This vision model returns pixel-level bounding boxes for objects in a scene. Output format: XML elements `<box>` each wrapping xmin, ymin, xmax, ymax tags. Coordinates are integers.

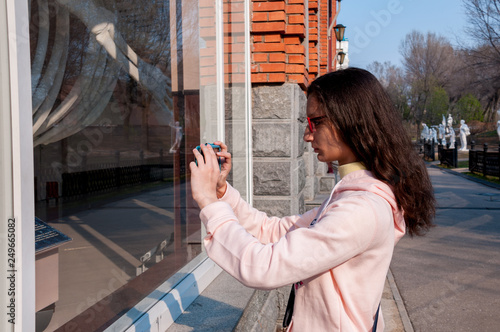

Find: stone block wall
<box><xmin>252</xmin><ymin>84</ymin><xmax>307</xmax><ymax>216</ymax></box>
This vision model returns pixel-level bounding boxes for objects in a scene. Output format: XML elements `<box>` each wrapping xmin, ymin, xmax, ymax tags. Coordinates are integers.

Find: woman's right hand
<box><xmin>213</xmin><ymin>141</ymin><xmax>231</xmax><ymax>198</ymax></box>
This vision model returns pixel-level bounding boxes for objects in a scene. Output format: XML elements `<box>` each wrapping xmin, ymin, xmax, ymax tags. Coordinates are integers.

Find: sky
<box><xmin>337</xmin><ymin>0</ymin><xmax>472</xmax><ymax>69</ymax></box>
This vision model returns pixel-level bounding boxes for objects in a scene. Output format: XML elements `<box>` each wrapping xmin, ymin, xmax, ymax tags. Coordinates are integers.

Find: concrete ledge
<box><xmin>234</xmin><ymin>286</ymin><xmax>289</xmax><ymax>332</ymax></box>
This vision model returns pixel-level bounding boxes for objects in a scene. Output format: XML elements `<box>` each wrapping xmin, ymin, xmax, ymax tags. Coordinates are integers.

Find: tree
<box><xmin>462</xmin><ymin>0</ymin><xmax>500</xmax><ymax>121</ymax></box>
<box><xmin>425</xmin><ymin>87</ymin><xmax>449</xmax><ymax>125</ymax></box>
<box><xmin>455</xmin><ymin>93</ymin><xmax>484</xmax><ymax>122</ymax></box>
<box><xmin>399</xmin><ymin>31</ymin><xmax>457</xmax><ymax>136</ymax></box>
<box><xmin>368</xmin><ymin>61</ymin><xmax>410</xmax><ymax>120</ymax></box>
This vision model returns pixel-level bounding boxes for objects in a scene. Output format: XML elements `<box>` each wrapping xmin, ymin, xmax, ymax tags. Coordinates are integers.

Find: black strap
<box><xmin>283</xmin><ymin>288</ymin><xmax>381</xmax><ymax>331</ymax></box>
<box><xmin>282</xmin><ymin>284</ymin><xmax>295</xmax><ymax>328</ymax></box>
<box><xmin>373</xmin><ymin>303</ymin><xmax>381</xmax><ymax>332</ymax></box>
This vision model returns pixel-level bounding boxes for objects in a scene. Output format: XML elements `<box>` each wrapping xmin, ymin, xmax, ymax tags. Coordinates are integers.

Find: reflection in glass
<box><xmin>30</xmin><ymin>0</ymin><xmax>202</xmax><ymax>329</ymax></box>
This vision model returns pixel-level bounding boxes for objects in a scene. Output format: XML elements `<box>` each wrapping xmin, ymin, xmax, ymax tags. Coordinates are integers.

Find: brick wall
<box><xmin>251</xmin><ymin>0</ymin><xmax>336</xmax><ymax>89</ymax></box>
<box><xmin>200</xmin><ymin>0</ymin><xmax>337</xmax><ymax>90</ymax></box>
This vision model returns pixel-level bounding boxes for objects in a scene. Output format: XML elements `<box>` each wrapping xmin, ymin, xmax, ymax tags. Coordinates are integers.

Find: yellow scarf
<box><xmin>338</xmin><ymin>162</ymin><xmax>367</xmax><ymax>179</ymax></box>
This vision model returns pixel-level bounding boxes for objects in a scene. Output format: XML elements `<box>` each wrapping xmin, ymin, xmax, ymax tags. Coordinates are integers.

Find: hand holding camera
<box><xmin>190</xmin><ymin>141</ymin><xmax>232</xmax><ymax>209</ymax></box>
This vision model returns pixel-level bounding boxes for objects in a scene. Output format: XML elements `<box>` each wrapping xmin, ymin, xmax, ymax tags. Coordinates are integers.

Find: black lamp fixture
<box><xmin>337</xmin><ymin>51</ymin><xmax>346</xmax><ymax>65</ymax></box>
<box><xmin>333</xmin><ymin>24</ymin><xmax>346</xmax><ymax>42</ymax></box>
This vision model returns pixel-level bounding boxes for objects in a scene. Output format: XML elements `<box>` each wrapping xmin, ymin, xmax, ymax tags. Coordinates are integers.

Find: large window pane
<box><xmin>30</xmin><ymin>0</ymin><xmax>203</xmax><ymax>329</ymax></box>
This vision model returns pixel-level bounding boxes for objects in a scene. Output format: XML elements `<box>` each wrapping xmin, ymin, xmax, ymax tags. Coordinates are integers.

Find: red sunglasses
<box><xmin>307</xmin><ymin>115</ymin><xmax>328</xmax><ymax>132</ymax></box>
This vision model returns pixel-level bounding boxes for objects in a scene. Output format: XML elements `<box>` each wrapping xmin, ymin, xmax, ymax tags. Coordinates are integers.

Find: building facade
<box><xmin>0</xmin><ymin>0</ymin><xmax>342</xmax><ymax>330</ymax></box>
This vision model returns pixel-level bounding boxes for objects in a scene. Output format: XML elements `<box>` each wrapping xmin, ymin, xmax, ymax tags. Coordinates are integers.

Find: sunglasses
<box><xmin>307</xmin><ymin>115</ymin><xmax>328</xmax><ymax>132</ymax></box>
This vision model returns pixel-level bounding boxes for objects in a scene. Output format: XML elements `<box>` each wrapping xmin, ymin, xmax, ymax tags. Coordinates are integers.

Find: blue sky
<box><xmin>338</xmin><ymin>0</ymin><xmax>472</xmax><ymax>69</ymax></box>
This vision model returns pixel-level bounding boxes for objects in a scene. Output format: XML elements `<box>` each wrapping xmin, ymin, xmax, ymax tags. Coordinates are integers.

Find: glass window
<box><xmin>31</xmin><ymin>0</ymin><xmax>206</xmax><ymax>329</ymax></box>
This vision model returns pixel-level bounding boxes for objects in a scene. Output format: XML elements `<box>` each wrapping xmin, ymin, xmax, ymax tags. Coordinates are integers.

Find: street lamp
<box><xmin>337</xmin><ymin>51</ymin><xmax>346</xmax><ymax>66</ymax></box>
<box><xmin>333</xmin><ymin>24</ymin><xmax>346</xmax><ymax>43</ymax></box>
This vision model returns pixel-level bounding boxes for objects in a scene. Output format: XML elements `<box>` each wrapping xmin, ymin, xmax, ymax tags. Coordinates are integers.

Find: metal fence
<box><xmin>469</xmin><ymin>142</ymin><xmax>500</xmax><ymax>178</ymax></box>
<box><xmin>438</xmin><ymin>144</ymin><xmax>458</xmax><ymax>168</ymax></box>
<box><xmin>423</xmin><ymin>139</ymin><xmax>436</xmax><ymax>161</ymax></box>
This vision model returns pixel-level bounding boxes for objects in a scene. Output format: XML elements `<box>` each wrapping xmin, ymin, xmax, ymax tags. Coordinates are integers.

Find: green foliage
<box><xmin>455</xmin><ymin>94</ymin><xmax>484</xmax><ymax>122</ymax></box>
<box><xmin>425</xmin><ymin>87</ymin><xmax>449</xmax><ymax>124</ymax></box>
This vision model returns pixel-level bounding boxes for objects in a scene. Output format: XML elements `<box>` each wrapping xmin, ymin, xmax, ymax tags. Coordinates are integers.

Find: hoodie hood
<box><xmin>333</xmin><ymin>169</ymin><xmax>406</xmax><ymax>243</ymax></box>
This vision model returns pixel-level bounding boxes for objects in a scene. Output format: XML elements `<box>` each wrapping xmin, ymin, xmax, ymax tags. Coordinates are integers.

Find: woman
<box><xmin>190</xmin><ymin>68</ymin><xmax>435</xmax><ymax>331</ymax></box>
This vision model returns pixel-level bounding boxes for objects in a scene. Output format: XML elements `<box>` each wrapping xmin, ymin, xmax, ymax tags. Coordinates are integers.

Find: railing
<box><xmin>423</xmin><ymin>139</ymin><xmax>436</xmax><ymax>161</ymax></box>
<box><xmin>469</xmin><ymin>142</ymin><xmax>500</xmax><ymax>178</ymax></box>
<box><xmin>35</xmin><ymin>149</ymin><xmax>174</xmax><ymax>202</ymax></box>
<box><xmin>438</xmin><ymin>144</ymin><xmax>457</xmax><ymax>168</ymax></box>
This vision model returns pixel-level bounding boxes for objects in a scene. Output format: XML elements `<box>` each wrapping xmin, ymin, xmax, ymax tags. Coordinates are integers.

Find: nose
<box><xmin>303</xmin><ymin>126</ymin><xmax>313</xmax><ymax>142</ymax></box>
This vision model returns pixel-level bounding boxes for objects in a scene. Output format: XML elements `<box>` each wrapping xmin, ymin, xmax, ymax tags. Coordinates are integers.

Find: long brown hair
<box><xmin>308</xmin><ymin>68</ymin><xmax>435</xmax><ymax>236</ymax></box>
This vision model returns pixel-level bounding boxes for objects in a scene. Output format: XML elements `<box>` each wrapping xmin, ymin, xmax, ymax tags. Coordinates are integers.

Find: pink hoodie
<box><xmin>200</xmin><ymin>169</ymin><xmax>406</xmax><ymax>331</ymax></box>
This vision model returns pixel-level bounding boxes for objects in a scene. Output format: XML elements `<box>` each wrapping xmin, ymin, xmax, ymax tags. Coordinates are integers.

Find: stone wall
<box><xmin>252</xmin><ymin>83</ymin><xmax>307</xmax><ymax>216</ymax></box>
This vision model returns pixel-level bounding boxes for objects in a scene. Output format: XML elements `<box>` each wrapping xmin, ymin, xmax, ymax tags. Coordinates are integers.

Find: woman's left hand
<box><xmin>190</xmin><ymin>144</ymin><xmax>221</xmax><ymax>209</ymax></box>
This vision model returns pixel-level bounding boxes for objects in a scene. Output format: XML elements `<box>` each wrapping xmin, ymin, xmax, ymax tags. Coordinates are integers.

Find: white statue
<box><xmin>497</xmin><ymin>120</ymin><xmax>500</xmax><ymax>141</ymax></box>
<box><xmin>446</xmin><ymin>114</ymin><xmax>455</xmax><ymax>148</ymax></box>
<box><xmin>431</xmin><ymin>128</ymin><xmax>437</xmax><ymax>143</ymax></box>
<box><xmin>459</xmin><ymin>120</ymin><xmax>470</xmax><ymax>151</ymax></box>
<box><xmin>421</xmin><ymin>123</ymin><xmax>430</xmax><ymax>141</ymax></box>
<box><xmin>169</xmin><ymin>121</ymin><xmax>183</xmax><ymax>153</ymax></box>
<box><xmin>438</xmin><ymin>123</ymin><xmax>445</xmax><ymax>144</ymax></box>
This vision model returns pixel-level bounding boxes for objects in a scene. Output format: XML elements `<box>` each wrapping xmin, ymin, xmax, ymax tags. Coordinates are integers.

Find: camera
<box><xmin>195</xmin><ymin>144</ymin><xmax>221</xmax><ymax>168</ymax></box>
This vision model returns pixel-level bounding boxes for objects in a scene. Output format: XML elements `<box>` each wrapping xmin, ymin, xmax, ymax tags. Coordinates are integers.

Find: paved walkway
<box><xmin>390</xmin><ymin>165</ymin><xmax>500</xmax><ymax>332</ymax></box>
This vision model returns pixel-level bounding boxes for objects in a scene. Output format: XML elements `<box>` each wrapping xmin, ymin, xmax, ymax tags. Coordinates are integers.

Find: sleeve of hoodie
<box><xmin>201</xmin><ymin>190</ymin><xmax>394</xmax><ymax>290</ymax></box>
<box><xmin>218</xmin><ymin>182</ymin><xmax>317</xmax><ymax>244</ymax></box>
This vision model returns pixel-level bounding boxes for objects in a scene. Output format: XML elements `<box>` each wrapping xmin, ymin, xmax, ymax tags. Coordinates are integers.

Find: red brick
<box><xmin>253</xmin><ymin>35</ymin><xmax>263</xmax><ymax>42</ymax></box>
<box><xmin>252</xmin><ymin>22</ymin><xmax>286</xmax><ymax>33</ymax></box>
<box><xmin>201</xmin><ymin>76</ymin><xmax>216</xmax><ymax>86</ymax></box>
<box><xmin>288</xmin><ymin>0</ymin><xmax>304</xmax><ymax>3</ymax></box>
<box><xmin>199</xmin><ymin>0</ymin><xmax>214</xmax><ymax>6</ymax></box>
<box><xmin>200</xmin><ymin>27</ymin><xmax>216</xmax><ymax>38</ymax></box>
<box><xmin>288</xmin><ymin>14</ymin><xmax>304</xmax><ymax>24</ymax></box>
<box><xmin>309</xmin><ymin>34</ymin><xmax>318</xmax><ymax>42</ymax></box>
<box><xmin>269</xmin><ymin>73</ymin><xmax>286</xmax><ymax>82</ymax></box>
<box><xmin>199</xmin><ymin>8</ymin><xmax>215</xmax><ymax>18</ymax></box>
<box><xmin>253</xmin><ymin>2</ymin><xmax>285</xmax><ymax>12</ymax></box>
<box><xmin>200</xmin><ymin>56</ymin><xmax>216</xmax><ymax>67</ymax></box>
<box><xmin>260</xmin><ymin>63</ymin><xmax>286</xmax><ymax>72</ymax></box>
<box><xmin>285</xmin><ymin>25</ymin><xmax>305</xmax><ymax>36</ymax></box>
<box><xmin>231</xmin><ymin>73</ymin><xmax>245</xmax><ymax>84</ymax></box>
<box><xmin>288</xmin><ymin>74</ymin><xmax>306</xmax><ymax>84</ymax></box>
<box><xmin>200</xmin><ymin>48</ymin><xmax>215</xmax><ymax>57</ymax></box>
<box><xmin>309</xmin><ymin>66</ymin><xmax>318</xmax><ymax>73</ymax></box>
<box><xmin>284</xmin><ymin>36</ymin><xmax>301</xmax><ymax>44</ymax></box>
<box><xmin>252</xmin><ymin>73</ymin><xmax>268</xmax><ymax>83</ymax></box>
<box><xmin>269</xmin><ymin>11</ymin><xmax>286</xmax><ymax>21</ymax></box>
<box><xmin>265</xmin><ymin>34</ymin><xmax>282</xmax><ymax>43</ymax></box>
<box><xmin>309</xmin><ymin>1</ymin><xmax>318</xmax><ymax>9</ymax></box>
<box><xmin>286</xmin><ymin>5</ymin><xmax>304</xmax><ymax>14</ymax></box>
<box><xmin>289</xmin><ymin>54</ymin><xmax>305</xmax><ymax>64</ymax></box>
<box><xmin>226</xmin><ymin>2</ymin><xmax>245</xmax><ymax>13</ymax></box>
<box><xmin>285</xmin><ymin>44</ymin><xmax>305</xmax><ymax>54</ymax></box>
<box><xmin>201</xmin><ymin>66</ymin><xmax>216</xmax><ymax>76</ymax></box>
<box><xmin>253</xmin><ymin>42</ymin><xmax>286</xmax><ymax>52</ymax></box>
<box><xmin>253</xmin><ymin>53</ymin><xmax>268</xmax><ymax>62</ymax></box>
<box><xmin>252</xmin><ymin>12</ymin><xmax>268</xmax><ymax>22</ymax></box>
<box><xmin>309</xmin><ymin>60</ymin><xmax>318</xmax><ymax>67</ymax></box>
<box><xmin>286</xmin><ymin>64</ymin><xmax>305</xmax><ymax>74</ymax></box>
<box><xmin>227</xmin><ymin>23</ymin><xmax>245</xmax><ymax>34</ymax></box>
<box><xmin>309</xmin><ymin>52</ymin><xmax>318</xmax><ymax>60</ymax></box>
<box><xmin>231</xmin><ymin>53</ymin><xmax>246</xmax><ymax>63</ymax></box>
<box><xmin>269</xmin><ymin>53</ymin><xmax>286</xmax><ymax>62</ymax></box>
<box><xmin>226</xmin><ymin>12</ymin><xmax>245</xmax><ymax>23</ymax></box>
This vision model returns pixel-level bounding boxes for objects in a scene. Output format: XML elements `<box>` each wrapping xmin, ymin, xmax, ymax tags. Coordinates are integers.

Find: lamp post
<box><xmin>337</xmin><ymin>51</ymin><xmax>346</xmax><ymax>68</ymax></box>
<box><xmin>333</xmin><ymin>24</ymin><xmax>346</xmax><ymax>70</ymax></box>
<box><xmin>333</xmin><ymin>24</ymin><xmax>346</xmax><ymax>43</ymax></box>
<box><xmin>327</xmin><ymin>0</ymin><xmax>343</xmax><ymax>72</ymax></box>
